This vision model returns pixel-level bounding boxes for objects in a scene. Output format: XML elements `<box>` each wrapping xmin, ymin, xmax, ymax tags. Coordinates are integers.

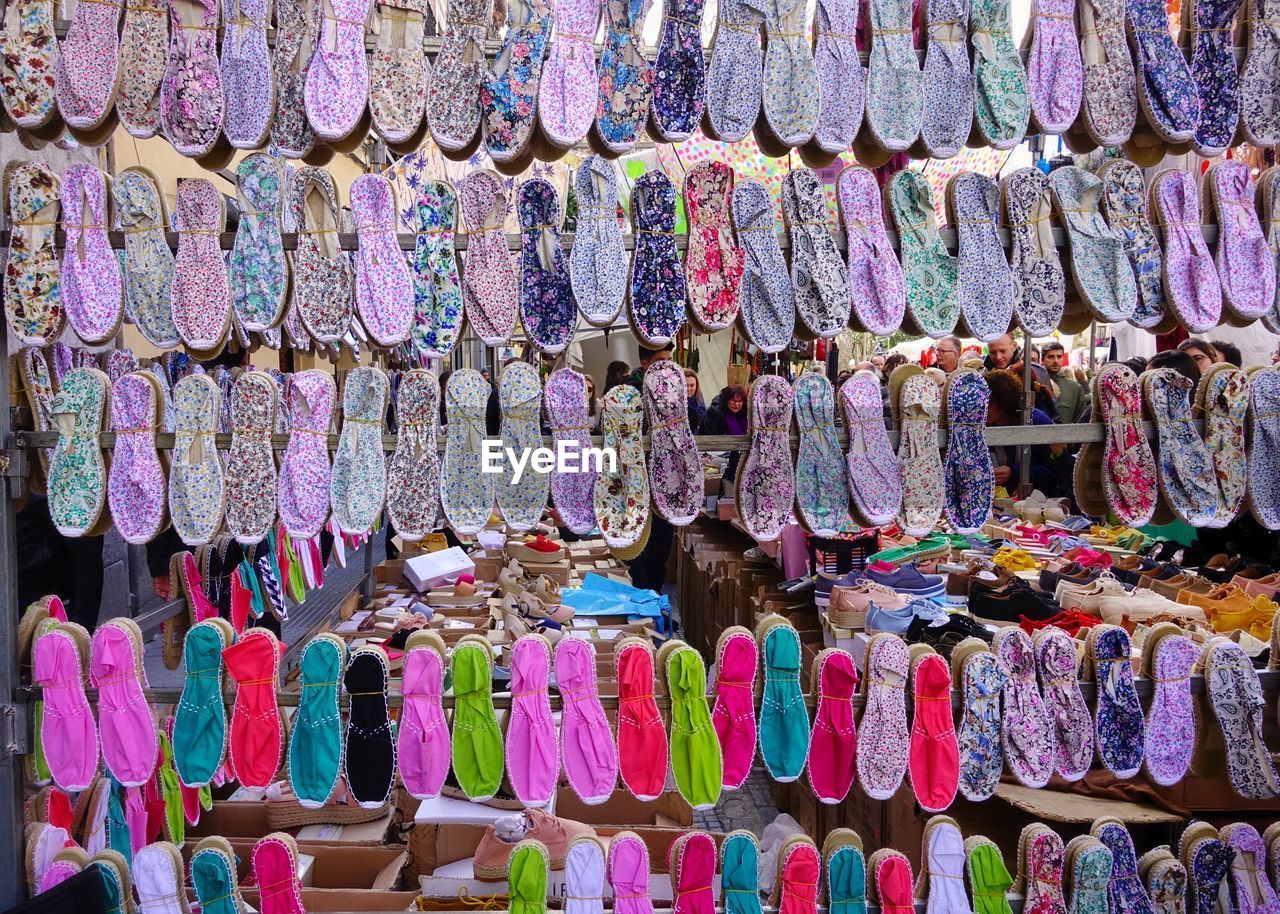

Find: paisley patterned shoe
<box><xmin>684</xmin><ymin>161</ymin><xmax>744</xmax><ymax>334</ymax></box>
<box><xmin>1185</xmin><ymin>0</ymin><xmax>1243</xmax><ymax>157</ymax></box>
<box><xmin>159</xmin><ymin>0</ymin><xmax>225</xmax><ymax>157</ymax></box>
<box><xmin>783</xmin><ymin>167</ymin><xmax>848</xmax><ymax>338</ymax></box>
<box><xmin>496</xmin><ymin>361</ymin><xmax>548</xmax><ymax>532</ymax></box>
<box><xmin>947</xmin><ymin>171</ymin><xmax>1014</xmax><ymax>342</ymax></box>
<box><xmin>806</xmin><ymin>0</ymin><xmax>863</xmax><ymax>158</ymax></box>
<box><xmin>754</xmin><ymin>0</ymin><xmax>818</xmax><ymax>149</ymax></box>
<box><xmin>225</xmin><ymin>372</ymin><xmax>279</xmax><ymax>545</ymax></box>
<box><xmin>1084</xmin><ymin>625</ymin><xmax>1145</xmax><ymax>779</ymax></box>
<box><xmin>839</xmin><ymin>370</ymin><xmax>900</xmax><ymax>527</ymax></box>
<box><xmin>793</xmin><ymin>373</ymin><xmax>849</xmax><ymax>536</ymax></box>
<box><xmin>440</xmin><ymin>369</ymin><xmax>494</xmax><ymax>535</ymax></box>
<box><xmin>169</xmin><ymin>374</ymin><xmax>224</xmax><ymax>545</ymax></box>
<box><xmin>386</xmin><ymin>369</ymin><xmax>440</xmax><ymax>542</ymax></box>
<box><xmin>702</xmin><ymin>0</ymin><xmax>762</xmax><ymax>143</ymax></box>
<box><xmin>1248</xmin><ymin>367</ymin><xmax>1280</xmax><ymax>530</ymax></box>
<box><xmin>887</xmin><ymin>170</ymin><xmax>958</xmax><ymax>338</ymax></box>
<box><xmin>593</xmin><ymin>0</ymin><xmax>653</xmax><ymax>154</ymax></box>
<box><xmin>644</xmin><ymin>360</ymin><xmax>701</xmax><ymax>525</ymax></box>
<box><xmin>593</xmin><ymin>385</ymin><xmax>648</xmax><ymax>549</ymax></box>
<box><xmin>569</xmin><ymin>157</ymin><xmax>626</xmax><ymax>329</ymax></box>
<box><xmin>628</xmin><ymin>170</ymin><xmax>686</xmax><ymax>347</ymax></box>
<box><xmin>993</xmin><ymin>627</ymin><xmax>1053</xmax><ymax>789</ymax></box>
<box><xmin>1196</xmin><ymin>363</ymin><xmax>1248</xmax><ymax>527</ymax></box>
<box><xmin>1240</xmin><ymin>0</ymin><xmax>1280</xmax><ymax>146</ymax></box>
<box><xmin>303</xmin><ymin>0</ymin><xmax>372</xmax><ymax>143</ymax></box>
<box><xmin>331</xmin><ymin>366</ymin><xmax>388</xmax><ymax>536</ymax></box>
<box><xmin>1201</xmin><ymin>638</ymin><xmax>1280</xmax><ymax>798</ymax></box>
<box><xmin>459</xmin><ymin>170</ymin><xmax>518</xmax><ymax>346</ymax></box>
<box><xmin>1000</xmin><ymin>168</ymin><xmax>1064</xmax><ymax>337</ymax></box>
<box><xmin>857</xmin><ymin>634</ymin><xmax>910</xmax><ymax>800</ymax></box>
<box><xmin>969</xmin><ymin>0</ymin><xmax>1029</xmax><ymax>148</ymax></box>
<box><xmin>545</xmin><ymin>368</ymin><xmax>597</xmax><ymax>535</ymax></box>
<box><xmin>352</xmin><ymin>174</ymin><xmax>413</xmax><ymax>346</ymax></box>
<box><xmin>288</xmin><ymin>166</ymin><xmax>354</xmax><ymax>344</ymax></box>
<box><xmin>278</xmin><ymin>369</ymin><xmax>335</xmax><ymax>540</ymax></box>
<box><xmin>1033</xmin><ymin>628</ymin><xmax>1092</xmax><ymax>781</ymax></box>
<box><xmin>0</xmin><ymin>0</ymin><xmax>60</xmax><ymax>130</ymax></box>
<box><xmin>230</xmin><ymin>154</ymin><xmax>289</xmax><ymax>333</ymax></box>
<box><xmin>3</xmin><ymin>162</ymin><xmax>64</xmax><ymax>347</ymax></box>
<box><xmin>1023</xmin><ymin>0</ymin><xmax>1081</xmax><ymax>135</ymax></box>
<box><xmin>517</xmin><ymin>178</ymin><xmax>575</xmax><ymax>354</ymax></box>
<box><xmin>171</xmin><ymin>178</ymin><xmax>232</xmax><ymax>351</ymax></box>
<box><xmin>368</xmin><ymin>0</ymin><xmax>428</xmax><ymax>146</ymax></box>
<box><xmin>406</xmin><ymin>180</ymin><xmax>465</xmax><ymax>358</ymax></box>
<box><xmin>943</xmin><ymin>369</ymin><xmax>993</xmax><ymax>534</ymax></box>
<box><xmin>482</xmin><ymin>0</ymin><xmax>551</xmax><ymax>164</ymax></box>
<box><xmin>535</xmin><ymin>0</ymin><xmax>600</xmax><ymax>151</ymax></box>
<box><xmin>1097</xmin><ymin>159</ymin><xmax>1169</xmax><ymax>332</ymax></box>
<box><xmin>860</xmin><ymin>0</ymin><xmax>922</xmax><ymax>153</ymax></box>
<box><xmin>425</xmin><ymin>0</ymin><xmax>489</xmax><ymax>155</ymax></box>
<box><xmin>737</xmin><ymin>375</ymin><xmax>795</xmax><ymax>542</ymax></box>
<box><xmin>60</xmin><ymin>164</ymin><xmax>123</xmax><ymax>346</ymax></box>
<box><xmin>108</xmin><ymin>372</ymin><xmax>167</xmax><ymax>545</ymax></box>
<box><xmin>113</xmin><ymin>167</ymin><xmax>177</xmax><ymax>348</ymax></box>
<box><xmin>270</xmin><ymin>0</ymin><xmax>320</xmax><ymax>157</ymax></box>
<box><xmin>1142</xmin><ymin>368</ymin><xmax>1218</xmax><ymax>526</ymax></box>
<box><xmin>220</xmin><ymin>0</ymin><xmax>274</xmax><ymax>149</ymax></box>
<box><xmin>48</xmin><ymin>368</ymin><xmax>110</xmax><ymax>538</ymax></box>
<box><xmin>1048</xmin><ymin>166</ymin><xmax>1137</xmax><ymax>324</ymax></box>
<box><xmin>733</xmin><ymin>180</ymin><xmax>794</xmax><ymax>353</ymax></box>
<box><xmin>1204</xmin><ymin>160</ymin><xmax>1274</xmax><ymax>324</ymax></box>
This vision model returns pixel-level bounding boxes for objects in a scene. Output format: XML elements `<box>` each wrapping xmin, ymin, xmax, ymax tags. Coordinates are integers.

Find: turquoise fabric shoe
<box><xmin>722</xmin><ymin>831</ymin><xmax>764</xmax><ymax>914</ymax></box>
<box><xmin>826</xmin><ymin>833</ymin><xmax>868</xmax><ymax>914</ymax></box>
<box><xmin>191</xmin><ymin>837</ymin><xmax>243</xmax><ymax>914</ymax></box>
<box><xmin>756</xmin><ymin>616</ymin><xmax>810</xmax><ymax>782</ymax></box>
<box><xmin>288</xmin><ymin>634</ymin><xmax>346</xmax><ymax>806</ymax></box>
<box><xmin>172</xmin><ymin>619</ymin><xmax>232</xmax><ymax>787</ymax></box>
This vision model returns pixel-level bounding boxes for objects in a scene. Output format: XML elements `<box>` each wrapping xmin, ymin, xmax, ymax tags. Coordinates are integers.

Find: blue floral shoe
<box><xmin>517</xmin><ymin>179</ymin><xmax>575</xmax><ymax>355</ymax></box>
<box><xmin>407</xmin><ymin>180</ymin><xmax>465</xmax><ymax>359</ymax></box>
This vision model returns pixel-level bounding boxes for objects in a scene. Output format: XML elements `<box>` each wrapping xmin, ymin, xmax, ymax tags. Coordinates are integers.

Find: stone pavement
<box><xmin>693</xmin><ymin>766</ymin><xmax>782</xmax><ymax>835</ymax></box>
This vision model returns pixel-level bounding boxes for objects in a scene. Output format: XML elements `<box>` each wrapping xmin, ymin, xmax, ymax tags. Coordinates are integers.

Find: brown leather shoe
<box><xmin>473</xmin><ymin>809</ymin><xmax>596</xmax><ymax>879</ymax></box>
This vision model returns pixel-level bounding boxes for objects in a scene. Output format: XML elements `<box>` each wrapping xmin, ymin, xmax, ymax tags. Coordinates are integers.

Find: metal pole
<box><xmin>1020</xmin><ymin>329</ymin><xmax>1033</xmax><ymax>492</ymax></box>
<box><xmin>1088</xmin><ymin>321</ymin><xmax>1098</xmax><ymax>373</ymax></box>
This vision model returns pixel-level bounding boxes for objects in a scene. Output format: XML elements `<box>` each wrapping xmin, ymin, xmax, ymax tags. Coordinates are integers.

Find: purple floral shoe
<box><xmin>115</xmin><ymin>0</ymin><xmax>169</xmax><ymax>137</ymax></box>
<box><xmin>1093</xmin><ymin>820</ymin><xmax>1154</xmax><ymax>914</ymax></box>
<box><xmin>1085</xmin><ymin>625</ymin><xmax>1144</xmax><ymax>779</ymax></box>
<box><xmin>460</xmin><ymin>170</ymin><xmax>518</xmax><ymax>346</ymax></box>
<box><xmin>545</xmin><ymin>369</ymin><xmax>597</xmax><ymax>536</ymax></box>
<box><xmin>271</xmin><ymin>0</ymin><xmax>320</xmax><ymax>157</ymax></box>
<box><xmin>1023</xmin><ymin>0</ymin><xmax>1082</xmax><ymax>135</ymax></box>
<box><xmin>159</xmin><ymin>0</ymin><xmax>226</xmax><ymax>157</ymax></box>
<box><xmin>169</xmin><ymin>373</ymin><xmax>225</xmax><ymax>546</ymax></box>
<box><xmin>857</xmin><ymin>633</ymin><xmax>910</xmax><ymax>800</ymax></box>
<box><xmin>839</xmin><ymin>370</ymin><xmax>901</xmax><ymax>527</ymax></box>
<box><xmin>1140</xmin><ymin>625</ymin><xmax>1197</xmax><ymax>787</ymax></box>
<box><xmin>304</xmin><ymin>0</ymin><xmax>372</xmax><ymax>143</ymax></box>
<box><xmin>1033</xmin><ymin>628</ymin><xmax>1092</xmax><ymax>782</ymax></box>
<box><xmin>992</xmin><ymin>628</ymin><xmax>1054</xmax><ymax>788</ymax></box>
<box><xmin>569</xmin><ymin>156</ymin><xmax>626</xmax><ymax>328</ymax></box>
<box><xmin>55</xmin><ymin>0</ymin><xmax>122</xmax><ymax>133</ymax></box>
<box><xmin>732</xmin><ymin>179</ymin><xmax>794</xmax><ymax>353</ymax></box>
<box><xmin>386</xmin><ymin>369</ymin><xmax>440</xmax><ymax>542</ymax></box>
<box><xmin>1150</xmin><ymin>168</ymin><xmax>1221</xmax><ymax>333</ymax></box>
<box><xmin>171</xmin><ymin>178</ymin><xmax>231</xmax><ymax>352</ymax></box>
<box><xmin>3</xmin><ymin>162</ymin><xmax>64</xmax><ymax>347</ymax></box>
<box><xmin>114</xmin><ymin>167</ymin><xmax>179</xmax><ymax>349</ymax></box>
<box><xmin>221</xmin><ymin>0</ymin><xmax>275</xmax><ymax>148</ymax></box>
<box><xmin>518</xmin><ymin>178</ymin><xmax>575</xmax><ymax>355</ymax></box>
<box><xmin>783</xmin><ymin>167</ymin><xmax>849</xmax><ymax>338</ymax></box>
<box><xmin>230</xmin><ymin>154</ymin><xmax>288</xmax><ymax>333</ymax></box>
<box><xmin>1205</xmin><ymin>161</ymin><xmax>1274</xmax><ymax>324</ymax></box>
<box><xmin>1187</xmin><ymin>0</ymin><xmax>1242</xmax><ymax>157</ymax></box>
<box><xmin>536</xmin><ymin>0</ymin><xmax>600</xmax><ymax>151</ymax></box>
<box><xmin>441</xmin><ymin>369</ymin><xmax>495</xmax><ymax>536</ymax></box>
<box><xmin>627</xmin><ymin>170</ymin><xmax>686</xmax><ymax>347</ymax></box>
<box><xmin>61</xmin><ymin>164</ymin><xmax>123</xmax><ymax>346</ymax></box>
<box><xmin>839</xmin><ymin>165</ymin><xmax>905</xmax><ymax>336</ymax></box>
<box><xmin>225</xmin><ymin>371</ymin><xmax>279</xmax><ymax>545</ymax></box>
<box><xmin>108</xmin><ymin>371</ymin><xmax>167</xmax><ymax>544</ymax></box>
<box><xmin>736</xmin><ymin>375</ymin><xmax>795</xmax><ymax>543</ymax></box>
<box><xmin>407</xmin><ymin>180</ymin><xmax>465</xmax><ymax>359</ymax></box>
<box><xmin>644</xmin><ymin>360</ymin><xmax>700</xmax><ymax>526</ymax></box>
<box><xmin>943</xmin><ymin>369</ymin><xmax>993</xmax><ymax>533</ymax></box>
<box><xmin>278</xmin><ymin>370</ymin><xmax>336</xmax><ymax>540</ymax></box>
<box><xmin>593</xmin><ymin>385</ymin><xmax>648</xmax><ymax>549</ymax></box>
<box><xmin>496</xmin><ymin>361</ymin><xmax>548</xmax><ymax>532</ymax></box>
<box><xmin>368</xmin><ymin>0</ymin><xmax>428</xmax><ymax>145</ymax></box>
<box><xmin>288</xmin><ymin>166</ymin><xmax>353</xmax><ymax>344</ymax></box>
<box><xmin>482</xmin><ymin>0</ymin><xmax>552</xmax><ymax>164</ymax></box>
<box><xmin>794</xmin><ymin>373</ymin><xmax>849</xmax><ymax>536</ymax></box>
<box><xmin>352</xmin><ymin>174</ymin><xmax>413</xmax><ymax>347</ymax></box>
<box><xmin>703</xmin><ymin>0</ymin><xmax>762</xmax><ymax>143</ymax></box>
<box><xmin>1220</xmin><ymin>823</ymin><xmax>1280</xmax><ymax>914</ymax></box>
<box><xmin>425</xmin><ymin>0</ymin><xmax>489</xmax><ymax>155</ymax></box>
<box><xmin>331</xmin><ymin>366</ymin><xmax>388</xmax><ymax>536</ymax></box>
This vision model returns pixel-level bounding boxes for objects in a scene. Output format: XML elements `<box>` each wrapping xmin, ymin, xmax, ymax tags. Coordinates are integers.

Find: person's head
<box><xmin>1122</xmin><ymin>356</ymin><xmax>1148</xmax><ymax>376</ymax></box>
<box><xmin>480</xmin><ymin>368</ymin><xmax>491</xmax><ymax>381</ymax></box>
<box><xmin>935</xmin><ymin>336</ymin><xmax>962</xmax><ymax>373</ymax></box>
<box><xmin>1147</xmin><ymin>350</ymin><xmax>1201</xmax><ymax>384</ymax></box>
<box><xmin>583</xmin><ymin>373</ymin><xmax>598</xmax><ymax>411</ymax></box>
<box><xmin>882</xmin><ymin>353</ymin><xmax>908</xmax><ymax>377</ymax></box>
<box><xmin>854</xmin><ymin>360</ymin><xmax>874</xmax><ymax>373</ymax></box>
<box><xmin>987</xmin><ymin>334</ymin><xmax>1019</xmax><ymax>370</ymax></box>
<box><xmin>1178</xmin><ymin>339</ymin><xmax>1218</xmax><ymax>374</ymax></box>
<box><xmin>871</xmin><ymin>354</ymin><xmax>886</xmax><ymax>371</ymax></box>
<box><xmin>835</xmin><ymin>370</ymin><xmax>852</xmax><ymax>389</ymax></box>
<box><xmin>1042</xmin><ymin>341</ymin><xmax>1067</xmax><ymax>374</ymax></box>
<box><xmin>924</xmin><ymin>367</ymin><xmax>947</xmax><ymax>390</ymax></box>
<box><xmin>638</xmin><ymin>342</ymin><xmax>674</xmax><ymax>368</ymax></box>
<box><xmin>985</xmin><ymin>369</ymin><xmax>1025</xmax><ymax>425</ymax></box>
<box><xmin>1029</xmin><ymin>345</ymin><xmax>1042</xmax><ymax>364</ymax></box>
<box><xmin>722</xmin><ymin>384</ymin><xmax>747</xmax><ymax>414</ymax></box>
<box><xmin>1209</xmin><ymin>340</ymin><xmax>1242</xmax><ymax>367</ymax></box>
<box><xmin>683</xmin><ymin>368</ymin><xmax>702</xmax><ymax>402</ymax></box>
<box><xmin>605</xmin><ymin>360</ymin><xmax>630</xmax><ymax>389</ymax></box>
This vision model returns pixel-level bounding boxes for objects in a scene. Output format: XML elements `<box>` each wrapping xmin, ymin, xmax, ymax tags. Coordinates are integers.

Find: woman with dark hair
<box><xmin>985</xmin><ymin>369</ymin><xmax>1070</xmax><ymax>498</ymax></box>
<box><xmin>583</xmin><ymin>373</ymin><xmax>602</xmax><ymax>432</ymax></box>
<box><xmin>1177</xmin><ymin>339</ymin><xmax>1218</xmax><ymax>374</ymax></box>
<box><xmin>701</xmin><ymin>384</ymin><xmax>749</xmax><ymax>481</ymax></box>
<box><xmin>684</xmin><ymin>368</ymin><xmax>706</xmax><ymax>431</ymax></box>
<box><xmin>605</xmin><ymin>360</ymin><xmax>631</xmax><ymax>392</ymax></box>
<box><xmin>1147</xmin><ymin>349</ymin><xmax>1201</xmax><ymax>383</ymax></box>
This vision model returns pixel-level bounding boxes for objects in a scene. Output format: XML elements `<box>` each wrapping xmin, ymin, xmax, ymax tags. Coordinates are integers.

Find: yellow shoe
<box><xmin>992</xmin><ymin>547</ymin><xmax>1041</xmax><ymax>572</ymax></box>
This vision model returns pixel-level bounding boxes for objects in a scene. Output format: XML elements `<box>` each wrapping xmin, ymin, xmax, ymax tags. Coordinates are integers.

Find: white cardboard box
<box><xmin>419</xmin><ymin>859</ymin><xmax>686</xmax><ymax>901</ymax></box>
<box><xmin>404</xmin><ymin>547</ymin><xmax>475</xmax><ymax>591</ymax></box>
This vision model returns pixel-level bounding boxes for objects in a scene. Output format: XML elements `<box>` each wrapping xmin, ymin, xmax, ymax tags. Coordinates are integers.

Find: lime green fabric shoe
<box><xmin>288</xmin><ymin>634</ymin><xmax>345</xmax><ymax>806</ymax></box>
<box><xmin>756</xmin><ymin>617</ymin><xmax>810</xmax><ymax>783</ymax></box>
<box><xmin>156</xmin><ymin>731</ymin><xmax>185</xmax><ymax>846</ymax></box>
<box><xmin>450</xmin><ymin>636</ymin><xmax>504</xmax><ymax>800</ymax></box>
<box><xmin>661</xmin><ymin>641</ymin><xmax>723</xmax><ymax>810</ymax></box>
<box><xmin>966</xmin><ymin>837</ymin><xmax>1015</xmax><ymax>914</ymax></box>
<box><xmin>509</xmin><ymin>841</ymin><xmax>549</xmax><ymax>914</ymax></box>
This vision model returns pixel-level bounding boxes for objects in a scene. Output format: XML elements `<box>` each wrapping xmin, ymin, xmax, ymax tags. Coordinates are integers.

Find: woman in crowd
<box><xmin>684</xmin><ymin>368</ymin><xmax>706</xmax><ymax>431</ymax></box>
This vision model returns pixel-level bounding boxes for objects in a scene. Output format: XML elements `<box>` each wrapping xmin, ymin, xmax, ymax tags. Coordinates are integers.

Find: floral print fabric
<box><xmin>757</xmin><ymin>0</ymin><xmax>818</xmax><ymax>146</ymax></box>
<box><xmin>1144</xmin><ymin>368</ymin><xmax>1218</xmax><ymax>525</ymax></box>
<box><xmin>114</xmin><ymin>168</ymin><xmax>178</xmax><ymax>349</ymax></box>
<box><xmin>1049</xmin><ymin>166</ymin><xmax>1137</xmax><ymax>323</ymax></box>
<box><xmin>536</xmin><ymin>0</ymin><xmax>600</xmax><ymax>148</ymax></box>
<box><xmin>545</xmin><ymin>368</ymin><xmax>597</xmax><ymax>535</ymax></box>
<box><xmin>1025</xmin><ymin>0</ymin><xmax>1081</xmax><ymax>134</ymax></box>
<box><xmin>969</xmin><ymin>0</ymin><xmax>1028</xmax><ymax>147</ymax></box>
<box><xmin>888</xmin><ymin>170</ymin><xmax>958</xmax><ymax>338</ymax></box>
<box><xmin>352</xmin><ymin>174</ymin><xmax>414</xmax><ymax>346</ymax></box>
<box><xmin>172</xmin><ymin>178</ymin><xmax>231</xmax><ymax>351</ymax></box>
<box><xmin>918</xmin><ymin>0</ymin><xmax>971</xmax><ymax>157</ymax></box>
<box><xmin>159</xmin><ymin>0</ymin><xmax>225</xmax><ymax>156</ymax></box>
<box><xmin>736</xmin><ymin>375</ymin><xmax>795</xmax><ymax>543</ymax></box>
<box><xmin>518</xmin><ymin>178</ymin><xmax>576</xmax><ymax>354</ymax></box>
<box><xmin>271</xmin><ymin>0</ymin><xmax>319</xmax><ymax>156</ymax></box>
<box><xmin>1033</xmin><ymin>628</ymin><xmax>1092</xmax><ymax>781</ymax></box>
<box><xmin>1069</xmin><ymin>839</ymin><xmax>1113</xmax><ymax>914</ymax></box>
<box><xmin>1128</xmin><ymin>0</ymin><xmax>1198</xmax><ymax>143</ymax></box>
<box><xmin>864</xmin><ymin>0</ymin><xmax>922</xmax><ymax>150</ymax></box>
<box><xmin>650</xmin><ymin>0</ymin><xmax>706</xmax><ymax>141</ymax></box>
<box><xmin>1096</xmin><ymin>363</ymin><xmax>1157</xmax><ymax>526</ymax></box>
<box><xmin>1142</xmin><ymin>856</ymin><xmax>1186</xmax><ymax>914</ymax></box>
<box><xmin>949</xmin><ymin>171</ymin><xmax>1014</xmax><ymax>342</ymax></box>
<box><xmin>783</xmin><ymin>167</ymin><xmax>849</xmax><ymax>338</ymax></box>
<box><xmin>1188</xmin><ymin>0</ymin><xmax>1243</xmax><ymax>155</ymax></box>
<box><xmin>857</xmin><ymin>635</ymin><xmax>910</xmax><ymax>800</ymax></box>
<box><xmin>1098</xmin><ymin>160</ymin><xmax>1167</xmax><ymax>331</ymax></box>
<box><xmin>628</xmin><ymin>170</ymin><xmax>686</xmax><ymax>346</ymax></box>
<box><xmin>1077</xmin><ymin>0</ymin><xmax>1135</xmax><ymax>145</ymax></box>
<box><xmin>703</xmin><ymin>0</ymin><xmax>762</xmax><ymax>142</ymax></box>
<box><xmin>60</xmin><ymin>164</ymin><xmax>122</xmax><ymax>346</ymax></box>
<box><xmin>1151</xmin><ymin>169</ymin><xmax>1220</xmax><ymax>333</ymax></box>
<box><xmin>225</xmin><ymin>371</ymin><xmax>279</xmax><ymax>545</ymax></box>
<box><xmin>1224</xmin><ymin>825</ymin><xmax>1280</xmax><ymax>914</ymax></box>
<box><xmin>684</xmin><ymin>162</ymin><xmax>744</xmax><ymax>333</ymax></box>
<box><xmin>368</xmin><ymin>0</ymin><xmax>429</xmax><ymax>144</ymax></box>
<box><xmin>810</xmin><ymin>0</ymin><xmax>863</xmax><ymax>154</ymax></box>
<box><xmin>1090</xmin><ymin>625</ymin><xmax>1144</xmax><ymax>778</ymax></box>
<box><xmin>425</xmin><ymin>0</ymin><xmax>488</xmax><ymax>152</ymax></box>
<box><xmin>108</xmin><ymin>372</ymin><xmax>167</xmax><ymax>544</ymax></box>
<box><xmin>1187</xmin><ymin>837</ymin><xmax>1233</xmax><ymax>914</ymax></box>
<box><xmin>1201</xmin><ymin>366</ymin><xmax>1249</xmax><ymax>526</ymax></box>
<box><xmin>1094</xmin><ymin>823</ymin><xmax>1153</xmax><ymax>914</ymax></box>
<box><xmin>386</xmin><ymin>369</ymin><xmax>440</xmax><ymax>541</ymax></box>
<box><xmin>1249</xmin><ymin>368</ymin><xmax>1280</xmax><ymax>530</ymax></box>
<box><xmin>840</xmin><ymin>166</ymin><xmax>905</xmax><ymax>336</ymax></box>
<box><xmin>1002</xmin><ymin>168</ymin><xmax>1065</xmax><ymax>336</ymax></box>
<box><xmin>461</xmin><ymin>170</ymin><xmax>518</xmax><ymax>346</ymax></box>
<box><xmin>569</xmin><ymin>157</ymin><xmax>626</xmax><ymax>328</ymax></box>
<box><xmin>288</xmin><ymin>166</ymin><xmax>353</xmax><ymax>344</ymax></box>
<box><xmin>481</xmin><ymin>0</ymin><xmax>552</xmax><ymax>161</ymax></box>
<box><xmin>645</xmin><ymin>360</ymin><xmax>701</xmax><ymax>525</ymax></box>
<box><xmin>594</xmin><ymin>0</ymin><xmax>653</xmax><ymax>153</ymax></box>
<box><xmin>594</xmin><ymin>385</ymin><xmax>648</xmax><ymax>548</ymax></box>
<box><xmin>1208</xmin><ymin>161</ymin><xmax>1274</xmax><ymax>323</ymax></box>
<box><xmin>407</xmin><ymin>180</ymin><xmax>465</xmax><ymax>358</ymax></box>
<box><xmin>993</xmin><ymin>628</ymin><xmax>1054</xmax><ymax>788</ymax></box>
<box><xmin>894</xmin><ymin>372</ymin><xmax>943</xmax><ymax>535</ymax></box>
<box><xmin>231</xmin><ymin>154</ymin><xmax>288</xmax><ymax>333</ymax></box>
<box><xmin>944</xmin><ymin>369</ymin><xmax>993</xmax><ymax>533</ymax></box>
<box><xmin>441</xmin><ymin>369</ymin><xmax>495</xmax><ymax>535</ymax></box>
<box><xmin>496</xmin><ymin>361</ymin><xmax>549</xmax><ymax>531</ymax></box>
<box><xmin>1143</xmin><ymin>631</ymin><xmax>1197</xmax><ymax>786</ymax></box>
<box><xmin>169</xmin><ymin>374</ymin><xmax>225</xmax><ymax>546</ymax></box>
<box><xmin>331</xmin><ymin>367</ymin><xmax>388</xmax><ymax>536</ymax></box>
<box><xmin>221</xmin><ymin>0</ymin><xmax>274</xmax><ymax>148</ymax></box>
<box><xmin>0</xmin><ymin>0</ymin><xmax>59</xmax><ymax>128</ymax></box>
<box><xmin>793</xmin><ymin>374</ymin><xmax>849</xmax><ymax>536</ymax></box>
<box><xmin>278</xmin><ymin>370</ymin><xmax>335</xmax><ymax>540</ymax></box>
<box><xmin>4</xmin><ymin>162</ymin><xmax>64</xmax><ymax>347</ymax></box>
<box><xmin>840</xmin><ymin>371</ymin><xmax>901</xmax><ymax>526</ymax></box>
<box><xmin>733</xmin><ymin>179</ymin><xmax>794</xmax><ymax>353</ymax></box>
<box><xmin>303</xmin><ymin>0</ymin><xmax>372</xmax><ymax>141</ymax></box>
<box><xmin>55</xmin><ymin>0</ymin><xmax>121</xmax><ymax>130</ymax></box>
<box><xmin>1025</xmin><ymin>827</ymin><xmax>1068</xmax><ymax>914</ymax></box>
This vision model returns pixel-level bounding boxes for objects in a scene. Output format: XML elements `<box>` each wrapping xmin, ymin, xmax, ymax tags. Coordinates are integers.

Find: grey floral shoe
<box><xmin>1097</xmin><ymin>159</ymin><xmax>1171</xmax><ymax>332</ymax></box>
<box><xmin>330</xmin><ymin>366</ymin><xmax>388</xmax><ymax>537</ymax></box>
<box><xmin>860</xmin><ymin>0</ymin><xmax>922</xmax><ymax>153</ymax></box>
<box><xmin>782</xmin><ymin>167</ymin><xmax>849</xmax><ymax>339</ymax></box>
<box><xmin>1001</xmin><ymin>167</ymin><xmax>1064</xmax><ymax>337</ymax></box>
<box><xmin>441</xmin><ymin>369</ymin><xmax>495</xmax><ymax>536</ymax></box>
<box><xmin>224</xmin><ymin>371</ymin><xmax>279</xmax><ymax>545</ymax></box>
<box><xmin>169</xmin><ymin>373</ymin><xmax>225</xmax><ymax>546</ymax></box>
<box><xmin>287</xmin><ymin>166</ymin><xmax>354</xmax><ymax>344</ymax></box>
<box><xmin>946</xmin><ymin>171</ymin><xmax>1014</xmax><ymax>342</ymax></box>
<box><xmin>113</xmin><ymin>167</ymin><xmax>178</xmax><ymax>349</ymax></box>
<box><xmin>386</xmin><ymin>369</ymin><xmax>440</xmax><ymax>542</ymax></box>
<box><xmin>702</xmin><ymin>0</ymin><xmax>762</xmax><ymax>142</ymax></box>
<box><xmin>916</xmin><ymin>0</ymin><xmax>971</xmax><ymax>158</ymax></box>
<box><xmin>1049</xmin><ymin>165</ymin><xmax>1137</xmax><ymax>323</ymax></box>
<box><xmin>230</xmin><ymin>154</ymin><xmax>289</xmax><ymax>333</ymax></box>
<box><xmin>496</xmin><ymin>361</ymin><xmax>549</xmax><ymax>532</ymax></box>
<box><xmin>733</xmin><ymin>179</ymin><xmax>795</xmax><ymax>353</ymax></box>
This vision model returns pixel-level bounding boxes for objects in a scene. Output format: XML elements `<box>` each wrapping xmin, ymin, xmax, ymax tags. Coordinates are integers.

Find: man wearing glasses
<box><xmin>935</xmin><ymin>336</ymin><xmax>962</xmax><ymax>373</ymax></box>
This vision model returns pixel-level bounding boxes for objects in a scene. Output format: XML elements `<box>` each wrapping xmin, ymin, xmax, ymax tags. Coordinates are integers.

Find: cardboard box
<box><xmin>554</xmin><ymin>789</ymin><xmax>693</xmax><ymax>828</ymax></box>
<box><xmin>183</xmin><ymin>841</ymin><xmax>406</xmax><ymax>890</ymax></box>
<box><xmin>404</xmin><ymin>547</ymin><xmax>475</xmax><ymax>591</ymax></box>
<box><xmin>187</xmin><ymin>805</ymin><xmax>394</xmax><ymax>845</ymax></box>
